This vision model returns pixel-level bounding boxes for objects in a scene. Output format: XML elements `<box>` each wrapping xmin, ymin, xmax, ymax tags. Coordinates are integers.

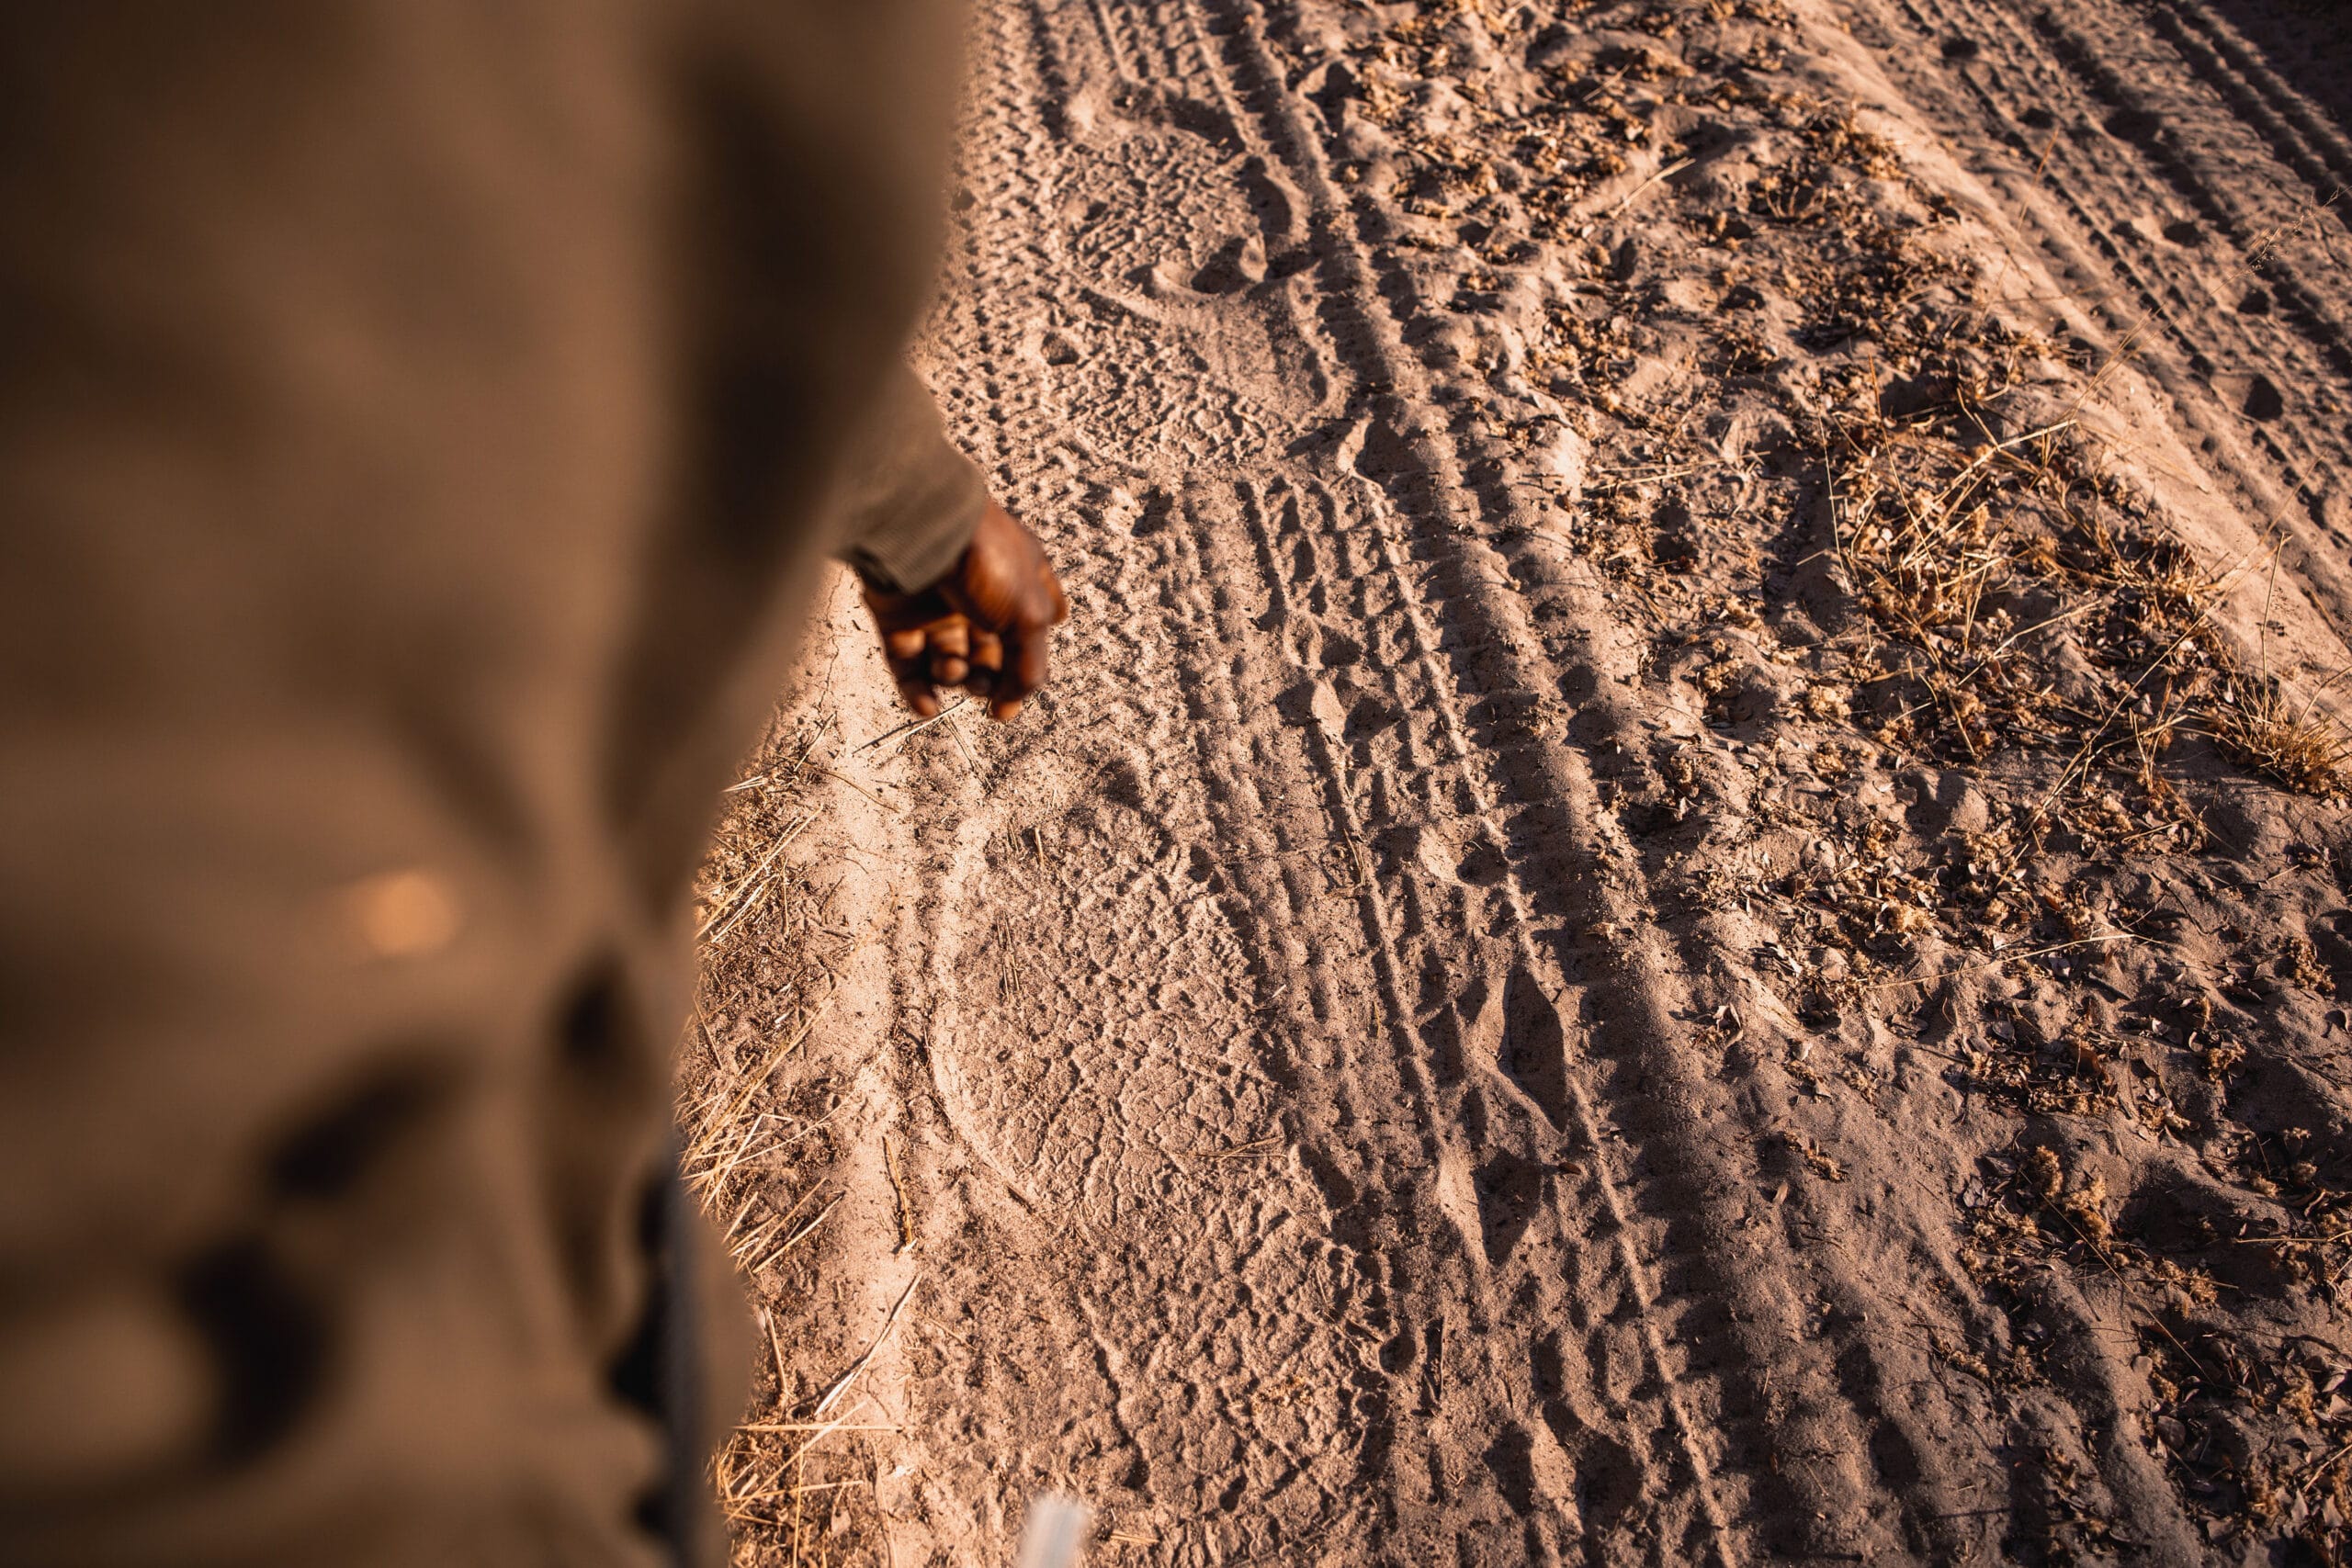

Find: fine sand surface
<box><xmin>685</xmin><ymin>0</ymin><xmax>2352</xmax><ymax>1561</ymax></box>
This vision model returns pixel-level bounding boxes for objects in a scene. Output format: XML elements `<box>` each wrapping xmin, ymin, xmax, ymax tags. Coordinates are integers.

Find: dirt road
<box><xmin>691</xmin><ymin>0</ymin><xmax>2352</xmax><ymax>1561</ymax></box>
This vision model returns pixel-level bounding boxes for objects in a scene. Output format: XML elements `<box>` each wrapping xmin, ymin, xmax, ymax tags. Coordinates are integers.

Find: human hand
<box><xmin>863</xmin><ymin>501</ymin><xmax>1069</xmax><ymax>721</ymax></box>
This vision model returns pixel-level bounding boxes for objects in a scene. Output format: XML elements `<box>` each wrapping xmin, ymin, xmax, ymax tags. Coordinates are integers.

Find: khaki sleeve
<box><xmin>0</xmin><ymin>1</ymin><xmax>975</xmax><ymax>1564</ymax></box>
<box><xmin>829</xmin><ymin>362</ymin><xmax>990</xmax><ymax>594</ymax></box>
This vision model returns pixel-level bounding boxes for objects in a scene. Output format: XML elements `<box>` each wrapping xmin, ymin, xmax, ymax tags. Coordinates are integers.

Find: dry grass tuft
<box><xmin>2209</xmin><ymin>672</ymin><xmax>2352</xmax><ymax>798</ymax></box>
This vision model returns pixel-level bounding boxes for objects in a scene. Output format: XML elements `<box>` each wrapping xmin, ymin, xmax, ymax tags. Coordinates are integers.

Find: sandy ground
<box><xmin>684</xmin><ymin>0</ymin><xmax>2352</xmax><ymax>1562</ymax></box>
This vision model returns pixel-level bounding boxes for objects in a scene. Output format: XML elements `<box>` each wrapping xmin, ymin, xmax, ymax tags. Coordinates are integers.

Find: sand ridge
<box><xmin>687</xmin><ymin>0</ymin><xmax>2352</xmax><ymax>1561</ymax></box>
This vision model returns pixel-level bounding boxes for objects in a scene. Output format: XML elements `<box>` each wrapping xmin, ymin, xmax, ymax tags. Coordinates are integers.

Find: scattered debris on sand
<box><xmin>698</xmin><ymin>0</ymin><xmax>2352</xmax><ymax>1560</ymax></box>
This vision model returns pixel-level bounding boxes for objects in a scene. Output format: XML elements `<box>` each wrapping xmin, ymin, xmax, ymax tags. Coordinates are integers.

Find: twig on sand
<box><xmin>1857</xmin><ymin>933</ymin><xmax>2135</xmax><ymax>992</ymax></box>
<box><xmin>738</xmin><ymin>1420</ymin><xmax>902</xmax><ymax>1435</ymax></box>
<box><xmin>856</xmin><ymin>696</ymin><xmax>974</xmax><ymax>754</ymax></box>
<box><xmin>2299</xmin><ymin>1436</ymin><xmax>2352</xmax><ymax>1499</ymax></box>
<box><xmin>813</xmin><ymin>1275</ymin><xmax>921</xmax><ymax>1417</ymax></box>
<box><xmin>1176</xmin><ymin>1135</ymin><xmax>1285</xmax><ymax>1163</ymax></box>
<box><xmin>886</xmin><ymin>1135</ymin><xmax>918</xmax><ymax>1256</ymax></box>
<box><xmin>814</xmin><ymin>763</ymin><xmax>900</xmax><ymax>815</ymax></box>
<box><xmin>1587</xmin><ymin>155</ymin><xmax>1693</xmax><ymax>223</ymax></box>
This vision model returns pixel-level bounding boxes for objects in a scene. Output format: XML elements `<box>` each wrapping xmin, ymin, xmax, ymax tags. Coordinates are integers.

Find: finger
<box><xmin>884</xmin><ymin>637</ymin><xmax>943</xmax><ymax>718</ymax></box>
<box><xmin>967</xmin><ymin>627</ymin><xmax>1005</xmax><ymax>675</ymax></box>
<box><xmin>990</xmin><ymin>622</ymin><xmax>1052</xmax><ymax>721</ymax></box>
<box><xmin>884</xmin><ymin>627</ymin><xmax>928</xmax><ymax>662</ymax></box>
<box><xmin>927</xmin><ymin>619</ymin><xmax>971</xmax><ymax>687</ymax></box>
<box><xmin>1041</xmin><ymin>564</ymin><xmax>1071</xmax><ymax>625</ymax></box>
<box><xmin>894</xmin><ymin>676</ymin><xmax>941</xmax><ymax>719</ymax></box>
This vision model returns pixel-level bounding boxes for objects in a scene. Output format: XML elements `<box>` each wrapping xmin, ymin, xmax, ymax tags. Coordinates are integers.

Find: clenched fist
<box><xmin>864</xmin><ymin>500</ymin><xmax>1069</xmax><ymax>721</ymax></box>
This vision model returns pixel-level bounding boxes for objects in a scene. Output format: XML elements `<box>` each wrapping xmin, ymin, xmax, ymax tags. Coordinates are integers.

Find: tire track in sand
<box><xmin>754</xmin><ymin>0</ymin><xmax>2352</xmax><ymax>1562</ymax></box>
<box><xmin>888</xmin><ymin>2</ymin><xmax>1490</xmax><ymax>1559</ymax></box>
<box><xmin>1860</xmin><ymin>0</ymin><xmax>2352</xmax><ymax>622</ymax></box>
<box><xmin>1138</xmin><ymin>6</ymin><xmax>1745</xmax><ymax>1554</ymax></box>
<box><xmin>1110</xmin><ymin>0</ymin><xmax>1991</xmax><ymax>1558</ymax></box>
<box><xmin>899</xmin><ymin>0</ymin><xmax>1768</xmax><ymax>1556</ymax></box>
<box><xmin>1119</xmin><ymin>0</ymin><xmax>2220</xmax><ymax>1561</ymax></box>
<box><xmin>921</xmin><ymin>0</ymin><xmax>2040</xmax><ymax>1557</ymax></box>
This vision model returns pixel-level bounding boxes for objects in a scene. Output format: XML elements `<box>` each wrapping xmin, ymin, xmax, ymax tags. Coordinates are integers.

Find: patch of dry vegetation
<box><xmin>1336</xmin><ymin>0</ymin><xmax>2352</xmax><ymax>1552</ymax></box>
<box><xmin>680</xmin><ymin>696</ymin><xmax>897</xmax><ymax>1560</ymax></box>
<box><xmin>1819</xmin><ymin>347</ymin><xmax>2351</xmax><ymax>812</ymax></box>
<box><xmin>2212</xmin><ymin>671</ymin><xmax>2352</xmax><ymax>799</ymax></box>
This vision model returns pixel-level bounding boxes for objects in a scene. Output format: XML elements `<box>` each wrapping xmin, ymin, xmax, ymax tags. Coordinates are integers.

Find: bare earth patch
<box><xmin>695</xmin><ymin>0</ymin><xmax>2352</xmax><ymax>1562</ymax></box>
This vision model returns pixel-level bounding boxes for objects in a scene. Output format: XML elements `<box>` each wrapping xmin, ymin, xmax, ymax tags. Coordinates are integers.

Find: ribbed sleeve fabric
<box><xmin>831</xmin><ymin>362</ymin><xmax>989</xmax><ymax>594</ymax></box>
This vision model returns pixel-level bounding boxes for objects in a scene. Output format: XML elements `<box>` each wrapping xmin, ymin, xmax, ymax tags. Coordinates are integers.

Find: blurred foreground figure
<box><xmin>0</xmin><ymin>6</ymin><xmax>1063</xmax><ymax>1564</ymax></box>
